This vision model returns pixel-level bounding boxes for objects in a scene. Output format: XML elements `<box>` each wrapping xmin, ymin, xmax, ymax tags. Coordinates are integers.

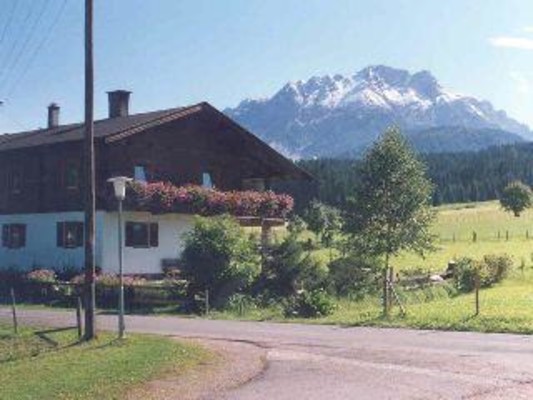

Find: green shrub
<box><xmin>181</xmin><ymin>215</ymin><xmax>261</xmax><ymax>309</ymax></box>
<box><xmin>328</xmin><ymin>255</ymin><xmax>381</xmax><ymax>298</ymax></box>
<box><xmin>483</xmin><ymin>254</ymin><xmax>513</xmax><ymax>283</ymax></box>
<box><xmin>284</xmin><ymin>289</ymin><xmax>336</xmax><ymax>318</ymax></box>
<box><xmin>454</xmin><ymin>254</ymin><xmax>513</xmax><ymax>293</ymax></box>
<box><xmin>256</xmin><ymin>233</ymin><xmax>328</xmax><ymax>298</ymax></box>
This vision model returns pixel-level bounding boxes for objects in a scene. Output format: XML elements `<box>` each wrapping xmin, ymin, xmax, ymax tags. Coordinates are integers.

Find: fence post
<box><xmin>474</xmin><ymin>272</ymin><xmax>480</xmax><ymax>316</ymax></box>
<box><xmin>506</xmin><ymin>230</ymin><xmax>509</xmax><ymax>241</ymax></box>
<box><xmin>527</xmin><ymin>230</ymin><xmax>529</xmax><ymax>240</ymax></box>
<box><xmin>452</xmin><ymin>233</ymin><xmax>456</xmax><ymax>242</ymax></box>
<box><xmin>205</xmin><ymin>289</ymin><xmax>209</xmax><ymax>316</ymax></box>
<box><xmin>498</xmin><ymin>230</ymin><xmax>501</xmax><ymax>240</ymax></box>
<box><xmin>472</xmin><ymin>231</ymin><xmax>477</xmax><ymax>243</ymax></box>
<box><xmin>76</xmin><ymin>297</ymin><xmax>83</xmax><ymax>340</ymax></box>
<box><xmin>10</xmin><ymin>288</ymin><xmax>18</xmax><ymax>334</ymax></box>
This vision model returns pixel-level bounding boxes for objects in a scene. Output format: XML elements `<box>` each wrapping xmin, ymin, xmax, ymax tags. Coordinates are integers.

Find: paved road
<box><xmin>1</xmin><ymin>308</ymin><xmax>533</xmax><ymax>399</ymax></box>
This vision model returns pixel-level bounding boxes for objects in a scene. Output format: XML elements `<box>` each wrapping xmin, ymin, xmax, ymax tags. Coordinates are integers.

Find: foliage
<box><xmin>256</xmin><ymin>232</ymin><xmax>328</xmax><ymax>298</ymax></box>
<box><xmin>25</xmin><ymin>269</ymin><xmax>56</xmax><ymax>284</ymax></box>
<box><xmin>328</xmin><ymin>254</ymin><xmax>381</xmax><ymax>298</ymax></box>
<box><xmin>344</xmin><ymin>128</ymin><xmax>435</xmax><ymax>262</ymax></box>
<box><xmin>303</xmin><ymin>200</ymin><xmax>342</xmax><ymax>245</ymax></box>
<box><xmin>181</xmin><ymin>215</ymin><xmax>261</xmax><ymax>308</ymax></box>
<box><xmin>499</xmin><ymin>180</ymin><xmax>532</xmax><ymax>217</ymax></box>
<box><xmin>284</xmin><ymin>289</ymin><xmax>336</xmax><ymax>318</ymax></box>
<box><xmin>70</xmin><ymin>273</ymin><xmax>147</xmax><ymax>287</ymax></box>
<box><xmin>125</xmin><ymin>182</ymin><xmax>294</xmax><ymax>218</ymax></box>
<box><xmin>453</xmin><ymin>254</ymin><xmax>513</xmax><ymax>293</ymax></box>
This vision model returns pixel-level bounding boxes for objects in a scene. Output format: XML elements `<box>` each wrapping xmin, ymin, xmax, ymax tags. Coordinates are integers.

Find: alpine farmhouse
<box><xmin>0</xmin><ymin>91</ymin><xmax>309</xmax><ymax>274</ymax></box>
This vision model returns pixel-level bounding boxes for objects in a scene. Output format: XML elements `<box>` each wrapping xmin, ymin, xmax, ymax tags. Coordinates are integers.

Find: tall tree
<box><xmin>344</xmin><ymin>128</ymin><xmax>435</xmax><ymax>315</ymax></box>
<box><xmin>500</xmin><ymin>181</ymin><xmax>532</xmax><ymax>217</ymax></box>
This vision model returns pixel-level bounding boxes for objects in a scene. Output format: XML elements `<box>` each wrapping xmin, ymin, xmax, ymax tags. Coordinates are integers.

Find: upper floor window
<box><xmin>134</xmin><ymin>165</ymin><xmax>147</xmax><ymax>183</ymax></box>
<box><xmin>202</xmin><ymin>172</ymin><xmax>213</xmax><ymax>189</ymax></box>
<box><xmin>57</xmin><ymin>222</ymin><xmax>84</xmax><ymax>248</ymax></box>
<box><xmin>2</xmin><ymin>224</ymin><xmax>26</xmax><ymax>249</ymax></box>
<box><xmin>8</xmin><ymin>169</ymin><xmax>22</xmax><ymax>195</ymax></box>
<box><xmin>64</xmin><ymin>161</ymin><xmax>79</xmax><ymax>190</ymax></box>
<box><xmin>125</xmin><ymin>222</ymin><xmax>158</xmax><ymax>248</ymax></box>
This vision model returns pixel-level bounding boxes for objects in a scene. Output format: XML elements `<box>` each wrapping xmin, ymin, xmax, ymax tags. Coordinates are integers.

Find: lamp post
<box><xmin>107</xmin><ymin>176</ymin><xmax>132</xmax><ymax>339</ymax></box>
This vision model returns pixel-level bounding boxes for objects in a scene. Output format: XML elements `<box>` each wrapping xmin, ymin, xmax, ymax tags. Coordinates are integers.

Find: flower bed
<box><xmin>122</xmin><ymin>182</ymin><xmax>294</xmax><ymax>219</ymax></box>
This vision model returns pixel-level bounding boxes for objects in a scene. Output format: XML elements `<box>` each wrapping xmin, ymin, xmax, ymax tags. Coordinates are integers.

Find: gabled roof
<box><xmin>0</xmin><ymin>102</ymin><xmax>312</xmax><ymax>180</ymax></box>
<box><xmin>0</xmin><ymin>104</ymin><xmax>202</xmax><ymax>151</ymax></box>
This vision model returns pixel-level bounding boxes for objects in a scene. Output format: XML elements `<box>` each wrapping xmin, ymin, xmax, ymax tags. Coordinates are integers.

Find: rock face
<box><xmin>225</xmin><ymin>65</ymin><xmax>530</xmax><ymax>158</ymax></box>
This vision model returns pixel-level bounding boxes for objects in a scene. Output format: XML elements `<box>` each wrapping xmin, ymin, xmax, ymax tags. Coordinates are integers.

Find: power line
<box><xmin>0</xmin><ymin>0</ymin><xmax>38</xmax><ymax>84</ymax></box>
<box><xmin>0</xmin><ymin>1</ymin><xmax>18</xmax><ymax>49</ymax></box>
<box><xmin>0</xmin><ymin>0</ymin><xmax>51</xmax><ymax>93</ymax></box>
<box><xmin>5</xmin><ymin>0</ymin><xmax>68</xmax><ymax>99</ymax></box>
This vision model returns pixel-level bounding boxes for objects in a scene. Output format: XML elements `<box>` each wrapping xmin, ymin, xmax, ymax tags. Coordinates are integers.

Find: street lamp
<box><xmin>107</xmin><ymin>176</ymin><xmax>132</xmax><ymax>339</ymax></box>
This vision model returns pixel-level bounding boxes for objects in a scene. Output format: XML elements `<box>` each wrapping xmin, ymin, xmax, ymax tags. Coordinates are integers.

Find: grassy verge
<box><xmin>0</xmin><ymin>324</ymin><xmax>209</xmax><ymax>400</ymax></box>
<box><xmin>210</xmin><ymin>271</ymin><xmax>533</xmax><ymax>334</ymax></box>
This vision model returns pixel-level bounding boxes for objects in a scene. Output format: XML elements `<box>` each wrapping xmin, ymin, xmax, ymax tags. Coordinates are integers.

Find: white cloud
<box><xmin>489</xmin><ymin>36</ymin><xmax>533</xmax><ymax>50</ymax></box>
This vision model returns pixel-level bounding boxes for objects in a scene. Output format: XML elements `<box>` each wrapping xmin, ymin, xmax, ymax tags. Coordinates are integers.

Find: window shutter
<box><xmin>2</xmin><ymin>225</ymin><xmax>9</xmax><ymax>247</ymax></box>
<box><xmin>76</xmin><ymin>222</ymin><xmax>84</xmax><ymax>247</ymax></box>
<box><xmin>57</xmin><ymin>222</ymin><xmax>64</xmax><ymax>248</ymax></box>
<box><xmin>149</xmin><ymin>223</ymin><xmax>159</xmax><ymax>247</ymax></box>
<box><xmin>18</xmin><ymin>225</ymin><xmax>26</xmax><ymax>247</ymax></box>
<box><xmin>125</xmin><ymin>222</ymin><xmax>134</xmax><ymax>247</ymax></box>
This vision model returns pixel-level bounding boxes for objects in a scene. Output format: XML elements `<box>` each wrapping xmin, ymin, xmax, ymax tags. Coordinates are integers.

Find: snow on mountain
<box><xmin>225</xmin><ymin>65</ymin><xmax>530</xmax><ymax>158</ymax></box>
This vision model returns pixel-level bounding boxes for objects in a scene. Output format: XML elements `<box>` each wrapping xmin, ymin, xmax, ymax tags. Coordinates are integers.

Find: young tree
<box><xmin>344</xmin><ymin>128</ymin><xmax>435</xmax><ymax>315</ymax></box>
<box><xmin>500</xmin><ymin>181</ymin><xmax>532</xmax><ymax>217</ymax></box>
<box><xmin>304</xmin><ymin>200</ymin><xmax>341</xmax><ymax>245</ymax></box>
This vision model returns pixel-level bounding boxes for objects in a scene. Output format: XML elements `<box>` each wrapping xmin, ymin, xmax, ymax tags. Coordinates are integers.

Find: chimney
<box><xmin>107</xmin><ymin>90</ymin><xmax>131</xmax><ymax>118</ymax></box>
<box><xmin>47</xmin><ymin>103</ymin><xmax>60</xmax><ymax>128</ymax></box>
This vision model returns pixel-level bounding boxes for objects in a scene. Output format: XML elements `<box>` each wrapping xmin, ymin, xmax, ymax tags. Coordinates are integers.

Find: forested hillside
<box><xmin>275</xmin><ymin>143</ymin><xmax>533</xmax><ymax>211</ymax></box>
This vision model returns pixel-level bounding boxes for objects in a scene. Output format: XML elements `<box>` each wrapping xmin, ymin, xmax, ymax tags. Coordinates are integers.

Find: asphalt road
<box><xmin>1</xmin><ymin>308</ymin><xmax>533</xmax><ymax>399</ymax></box>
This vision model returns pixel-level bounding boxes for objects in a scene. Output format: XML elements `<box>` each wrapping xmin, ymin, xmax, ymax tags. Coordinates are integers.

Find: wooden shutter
<box><xmin>18</xmin><ymin>225</ymin><xmax>26</xmax><ymax>248</ymax></box>
<box><xmin>57</xmin><ymin>222</ymin><xmax>64</xmax><ymax>248</ymax></box>
<box><xmin>75</xmin><ymin>222</ymin><xmax>84</xmax><ymax>247</ymax></box>
<box><xmin>125</xmin><ymin>222</ymin><xmax>134</xmax><ymax>247</ymax></box>
<box><xmin>149</xmin><ymin>223</ymin><xmax>159</xmax><ymax>247</ymax></box>
<box><xmin>2</xmin><ymin>225</ymin><xmax>9</xmax><ymax>247</ymax></box>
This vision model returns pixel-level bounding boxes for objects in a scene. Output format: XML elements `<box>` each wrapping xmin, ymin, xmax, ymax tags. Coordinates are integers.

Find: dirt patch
<box><xmin>127</xmin><ymin>338</ymin><xmax>267</xmax><ymax>400</ymax></box>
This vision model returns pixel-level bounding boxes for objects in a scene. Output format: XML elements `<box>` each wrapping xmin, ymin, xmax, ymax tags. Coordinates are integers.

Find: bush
<box><xmin>284</xmin><ymin>289</ymin><xmax>336</xmax><ymax>318</ymax></box>
<box><xmin>483</xmin><ymin>254</ymin><xmax>513</xmax><ymax>283</ymax></box>
<box><xmin>454</xmin><ymin>254</ymin><xmax>513</xmax><ymax>293</ymax></box>
<box><xmin>328</xmin><ymin>255</ymin><xmax>381</xmax><ymax>298</ymax></box>
<box><xmin>181</xmin><ymin>215</ymin><xmax>261</xmax><ymax>309</ymax></box>
<box><xmin>256</xmin><ymin>233</ymin><xmax>328</xmax><ymax>298</ymax></box>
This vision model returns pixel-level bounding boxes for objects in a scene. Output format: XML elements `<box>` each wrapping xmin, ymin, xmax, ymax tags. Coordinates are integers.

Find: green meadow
<box><xmin>394</xmin><ymin>201</ymin><xmax>533</xmax><ymax>272</ymax></box>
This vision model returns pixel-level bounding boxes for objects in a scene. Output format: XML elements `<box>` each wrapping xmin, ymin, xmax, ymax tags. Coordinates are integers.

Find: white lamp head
<box><xmin>107</xmin><ymin>176</ymin><xmax>133</xmax><ymax>201</ymax></box>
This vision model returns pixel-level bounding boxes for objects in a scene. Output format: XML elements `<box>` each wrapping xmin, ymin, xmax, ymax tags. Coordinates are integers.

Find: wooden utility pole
<box><xmin>83</xmin><ymin>0</ymin><xmax>96</xmax><ymax>340</ymax></box>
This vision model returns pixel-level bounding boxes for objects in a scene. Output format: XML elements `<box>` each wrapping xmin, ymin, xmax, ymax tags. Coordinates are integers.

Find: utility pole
<box><xmin>83</xmin><ymin>0</ymin><xmax>96</xmax><ymax>340</ymax></box>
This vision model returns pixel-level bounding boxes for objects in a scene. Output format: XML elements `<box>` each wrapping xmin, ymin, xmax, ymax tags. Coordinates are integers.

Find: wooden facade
<box><xmin>0</xmin><ymin>102</ymin><xmax>309</xmax><ymax>215</ymax></box>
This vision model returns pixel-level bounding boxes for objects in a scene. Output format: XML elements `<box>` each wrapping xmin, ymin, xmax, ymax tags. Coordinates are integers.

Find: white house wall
<box><xmin>0</xmin><ymin>211</ymin><xmax>194</xmax><ymax>275</ymax></box>
<box><xmin>102</xmin><ymin>212</ymin><xmax>194</xmax><ymax>275</ymax></box>
<box><xmin>0</xmin><ymin>211</ymin><xmax>105</xmax><ymax>271</ymax></box>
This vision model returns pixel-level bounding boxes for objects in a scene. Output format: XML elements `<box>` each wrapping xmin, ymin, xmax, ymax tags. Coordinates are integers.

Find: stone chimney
<box><xmin>107</xmin><ymin>90</ymin><xmax>131</xmax><ymax>118</ymax></box>
<box><xmin>47</xmin><ymin>103</ymin><xmax>60</xmax><ymax>128</ymax></box>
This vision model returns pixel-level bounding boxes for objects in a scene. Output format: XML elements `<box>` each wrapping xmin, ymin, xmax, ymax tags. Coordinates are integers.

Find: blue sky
<box><xmin>0</xmin><ymin>0</ymin><xmax>532</xmax><ymax>132</ymax></box>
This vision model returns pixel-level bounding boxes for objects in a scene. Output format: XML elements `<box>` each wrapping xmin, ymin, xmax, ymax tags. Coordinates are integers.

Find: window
<box><xmin>57</xmin><ymin>222</ymin><xmax>84</xmax><ymax>248</ymax></box>
<box><xmin>9</xmin><ymin>169</ymin><xmax>22</xmax><ymax>195</ymax></box>
<box><xmin>64</xmin><ymin>162</ymin><xmax>79</xmax><ymax>189</ymax></box>
<box><xmin>2</xmin><ymin>224</ymin><xmax>26</xmax><ymax>249</ymax></box>
<box><xmin>125</xmin><ymin>222</ymin><xmax>158</xmax><ymax>248</ymax></box>
<box><xmin>134</xmin><ymin>165</ymin><xmax>147</xmax><ymax>183</ymax></box>
<box><xmin>202</xmin><ymin>172</ymin><xmax>213</xmax><ymax>189</ymax></box>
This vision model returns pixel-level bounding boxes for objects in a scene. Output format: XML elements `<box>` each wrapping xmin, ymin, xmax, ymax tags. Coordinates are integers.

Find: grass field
<box><xmin>0</xmin><ymin>324</ymin><xmax>208</xmax><ymax>400</ymax></box>
<box><xmin>217</xmin><ymin>201</ymin><xmax>533</xmax><ymax>333</ymax></box>
<box><xmin>393</xmin><ymin>201</ymin><xmax>533</xmax><ymax>272</ymax></box>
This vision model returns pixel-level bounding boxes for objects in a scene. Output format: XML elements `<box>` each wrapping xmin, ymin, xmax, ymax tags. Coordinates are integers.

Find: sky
<box><xmin>0</xmin><ymin>0</ymin><xmax>532</xmax><ymax>132</ymax></box>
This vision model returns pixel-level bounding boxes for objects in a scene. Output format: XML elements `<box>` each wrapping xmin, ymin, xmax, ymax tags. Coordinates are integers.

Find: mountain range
<box><xmin>225</xmin><ymin>65</ymin><xmax>530</xmax><ymax>158</ymax></box>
